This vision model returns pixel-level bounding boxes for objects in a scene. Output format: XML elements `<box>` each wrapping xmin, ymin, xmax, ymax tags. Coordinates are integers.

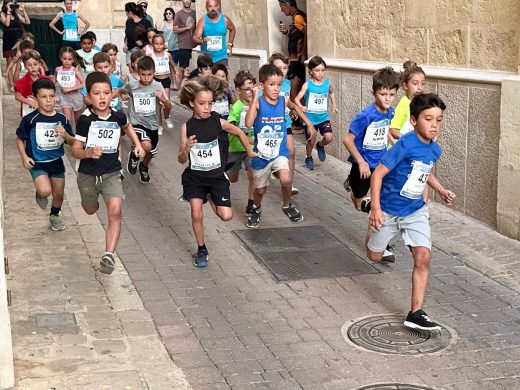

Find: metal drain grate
<box><xmin>342</xmin><ymin>314</ymin><xmax>454</xmax><ymax>355</ymax></box>
<box><xmin>233</xmin><ymin>226</ymin><xmax>378</xmax><ymax>281</ymax></box>
<box><xmin>355</xmin><ymin>384</ymin><xmax>434</xmax><ymax>390</ymax></box>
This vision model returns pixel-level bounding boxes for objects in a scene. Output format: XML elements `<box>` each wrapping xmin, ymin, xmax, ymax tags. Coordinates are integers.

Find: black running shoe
<box><xmin>404</xmin><ymin>309</ymin><xmax>441</xmax><ymax>331</ymax></box>
<box><xmin>138</xmin><ymin>163</ymin><xmax>150</xmax><ymax>184</ymax></box>
<box><xmin>127</xmin><ymin>148</ymin><xmax>139</xmax><ymax>175</ymax></box>
<box><xmin>192</xmin><ymin>249</ymin><xmax>208</xmax><ymax>268</ymax></box>
<box><xmin>382</xmin><ymin>244</ymin><xmax>395</xmax><ymax>263</ymax></box>
<box><xmin>360</xmin><ymin>197</ymin><xmax>371</xmax><ymax>213</ymax></box>
<box><xmin>282</xmin><ymin>203</ymin><xmax>303</xmax><ymax>223</ymax></box>
<box><xmin>246</xmin><ymin>207</ymin><xmax>261</xmax><ymax>228</ymax></box>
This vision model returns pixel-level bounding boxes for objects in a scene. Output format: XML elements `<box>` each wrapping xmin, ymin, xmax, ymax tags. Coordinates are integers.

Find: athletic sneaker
<box><xmin>305</xmin><ymin>156</ymin><xmax>314</xmax><ymax>171</ymax></box>
<box><xmin>246</xmin><ymin>207</ymin><xmax>261</xmax><ymax>228</ymax></box>
<box><xmin>343</xmin><ymin>177</ymin><xmax>351</xmax><ymax>192</ymax></box>
<box><xmin>35</xmin><ymin>193</ymin><xmax>48</xmax><ymax>209</ymax></box>
<box><xmin>282</xmin><ymin>203</ymin><xmax>303</xmax><ymax>223</ymax></box>
<box><xmin>100</xmin><ymin>252</ymin><xmax>115</xmax><ymax>275</ymax></box>
<box><xmin>138</xmin><ymin>163</ymin><xmax>150</xmax><ymax>184</ymax></box>
<box><xmin>192</xmin><ymin>249</ymin><xmax>209</xmax><ymax>268</ymax></box>
<box><xmin>245</xmin><ymin>204</ymin><xmax>255</xmax><ymax>216</ymax></box>
<box><xmin>291</xmin><ymin>187</ymin><xmax>299</xmax><ymax>195</ymax></box>
<box><xmin>382</xmin><ymin>245</ymin><xmax>395</xmax><ymax>263</ymax></box>
<box><xmin>127</xmin><ymin>148</ymin><xmax>139</xmax><ymax>175</ymax></box>
<box><xmin>178</xmin><ymin>195</ymin><xmax>188</xmax><ymax>202</ymax></box>
<box><xmin>158</xmin><ymin>126</ymin><xmax>163</xmax><ymax>136</ymax></box>
<box><xmin>404</xmin><ymin>309</ymin><xmax>441</xmax><ymax>331</ymax></box>
<box><xmin>120</xmin><ymin>169</ymin><xmax>125</xmax><ymax>181</ymax></box>
<box><xmin>49</xmin><ymin>214</ymin><xmax>65</xmax><ymax>231</ymax></box>
<box><xmin>360</xmin><ymin>197</ymin><xmax>371</xmax><ymax>213</ymax></box>
<box><xmin>316</xmin><ymin>142</ymin><xmax>326</xmax><ymax>162</ymax></box>
<box><xmin>164</xmin><ymin>117</ymin><xmax>174</xmax><ymax>129</ymax></box>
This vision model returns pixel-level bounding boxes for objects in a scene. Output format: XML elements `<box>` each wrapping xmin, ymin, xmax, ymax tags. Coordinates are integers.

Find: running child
<box><xmin>367</xmin><ymin>93</ymin><xmax>455</xmax><ymax>331</ymax></box>
<box><xmin>294</xmin><ymin>56</ymin><xmax>338</xmax><ymax>170</ymax></box>
<box><xmin>128</xmin><ymin>49</ymin><xmax>145</xmax><ymax>82</ymax></box>
<box><xmin>186</xmin><ymin>52</ymin><xmax>213</xmax><ymax>81</ymax></box>
<box><xmin>15</xmin><ymin>51</ymin><xmax>51</xmax><ymax>117</ymax></box>
<box><xmin>72</xmin><ymin>72</ymin><xmax>145</xmax><ymax>274</ymax></box>
<box><xmin>143</xmin><ymin>27</ymin><xmax>158</xmax><ymax>56</ymax></box>
<box><xmin>211</xmin><ymin>63</ymin><xmax>234</xmax><ymax>119</ymax></box>
<box><xmin>16</xmin><ymin>78</ymin><xmax>75</xmax><ymax>231</ymax></box>
<box><xmin>4</xmin><ymin>32</ymin><xmax>35</xmax><ymax>90</ymax></box>
<box><xmin>178</xmin><ymin>75</ymin><xmax>257</xmax><ymax>267</ymax></box>
<box><xmin>76</xmin><ymin>33</ymin><xmax>100</xmax><ymax>77</ymax></box>
<box><xmin>55</xmin><ymin>46</ymin><xmax>85</xmax><ymax>130</ymax></box>
<box><xmin>102</xmin><ymin>43</ymin><xmax>126</xmax><ymax>82</ymax></box>
<box><xmin>10</xmin><ymin>40</ymin><xmax>48</xmax><ymax>88</ymax></box>
<box><xmin>125</xmin><ymin>56</ymin><xmax>172</xmax><ymax>184</ymax></box>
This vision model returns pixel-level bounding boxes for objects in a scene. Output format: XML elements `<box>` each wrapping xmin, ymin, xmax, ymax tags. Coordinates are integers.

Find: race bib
<box><xmin>57</xmin><ymin>70</ymin><xmax>75</xmax><ymax>88</ymax></box>
<box><xmin>189</xmin><ymin>139</ymin><xmax>221</xmax><ymax>171</ymax></box>
<box><xmin>64</xmin><ymin>29</ymin><xmax>78</xmax><ymax>41</ymax></box>
<box><xmin>154</xmin><ymin>56</ymin><xmax>170</xmax><ymax>75</ymax></box>
<box><xmin>22</xmin><ymin>104</ymin><xmax>36</xmax><ymax>117</ymax></box>
<box><xmin>212</xmin><ymin>99</ymin><xmax>229</xmax><ymax>116</ymax></box>
<box><xmin>85</xmin><ymin>121</ymin><xmax>121</xmax><ymax>154</ymax></box>
<box><xmin>110</xmin><ymin>96</ymin><xmax>120</xmax><ymax>110</ymax></box>
<box><xmin>256</xmin><ymin>126</ymin><xmax>283</xmax><ymax>160</ymax></box>
<box><xmin>400</xmin><ymin>161</ymin><xmax>433</xmax><ymax>199</ymax></box>
<box><xmin>307</xmin><ymin>92</ymin><xmax>328</xmax><ymax>113</ymax></box>
<box><xmin>133</xmin><ymin>92</ymin><xmax>156</xmax><ymax>116</ymax></box>
<box><xmin>363</xmin><ymin>119</ymin><xmax>390</xmax><ymax>150</ymax></box>
<box><xmin>206</xmin><ymin>36</ymin><xmax>223</xmax><ymax>51</ymax></box>
<box><xmin>35</xmin><ymin>122</ymin><xmax>64</xmax><ymax>151</ymax></box>
<box><xmin>401</xmin><ymin>116</ymin><xmax>415</xmax><ymax>135</ymax></box>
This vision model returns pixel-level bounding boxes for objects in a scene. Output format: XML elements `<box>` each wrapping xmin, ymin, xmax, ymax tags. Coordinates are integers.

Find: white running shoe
<box><xmin>165</xmin><ymin>118</ymin><xmax>174</xmax><ymax>129</ymax></box>
<box><xmin>158</xmin><ymin>126</ymin><xmax>163</xmax><ymax>136</ymax></box>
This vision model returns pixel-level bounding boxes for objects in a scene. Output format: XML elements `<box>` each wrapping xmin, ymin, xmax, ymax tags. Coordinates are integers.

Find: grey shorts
<box><xmin>77</xmin><ymin>171</ymin><xmax>124</xmax><ymax>206</ymax></box>
<box><xmin>367</xmin><ymin>205</ymin><xmax>431</xmax><ymax>252</ymax></box>
<box><xmin>252</xmin><ymin>156</ymin><xmax>289</xmax><ymax>189</ymax></box>
<box><xmin>58</xmin><ymin>91</ymin><xmax>84</xmax><ymax>112</ymax></box>
<box><xmin>226</xmin><ymin>152</ymin><xmax>251</xmax><ymax>175</ymax></box>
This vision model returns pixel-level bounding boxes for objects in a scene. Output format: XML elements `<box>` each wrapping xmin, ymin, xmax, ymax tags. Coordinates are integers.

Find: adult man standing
<box><xmin>173</xmin><ymin>0</ymin><xmax>196</xmax><ymax>87</ymax></box>
<box><xmin>193</xmin><ymin>0</ymin><xmax>235</xmax><ymax>66</ymax></box>
<box><xmin>137</xmin><ymin>0</ymin><xmax>153</xmax><ymax>26</ymax></box>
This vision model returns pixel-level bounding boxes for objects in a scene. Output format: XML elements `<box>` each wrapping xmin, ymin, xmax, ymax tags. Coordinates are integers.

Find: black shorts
<box><xmin>178</xmin><ymin>48</ymin><xmax>193</xmax><ymax>68</ymax></box>
<box><xmin>182</xmin><ymin>170</ymin><xmax>231</xmax><ymax>207</ymax></box>
<box><xmin>286</xmin><ymin>127</ymin><xmax>293</xmax><ymax>135</ymax></box>
<box><xmin>134</xmin><ymin>125</ymin><xmax>159</xmax><ymax>156</ymax></box>
<box><xmin>63</xmin><ymin>40</ymin><xmax>81</xmax><ymax>51</ymax></box>
<box><xmin>305</xmin><ymin>120</ymin><xmax>332</xmax><ymax>139</ymax></box>
<box><xmin>288</xmin><ymin>61</ymin><xmax>306</xmax><ymax>81</ymax></box>
<box><xmin>154</xmin><ymin>77</ymin><xmax>171</xmax><ymax>89</ymax></box>
<box><xmin>348</xmin><ymin>163</ymin><xmax>375</xmax><ymax>199</ymax></box>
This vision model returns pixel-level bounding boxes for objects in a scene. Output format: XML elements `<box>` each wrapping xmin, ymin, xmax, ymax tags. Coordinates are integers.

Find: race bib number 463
<box><xmin>85</xmin><ymin>121</ymin><xmax>121</xmax><ymax>154</ymax></box>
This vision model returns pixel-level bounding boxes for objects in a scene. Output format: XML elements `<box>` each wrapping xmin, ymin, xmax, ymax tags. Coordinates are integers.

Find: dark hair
<box><xmin>212</xmin><ymin>63</ymin><xmax>228</xmax><ymax>78</ymax></box>
<box><xmin>137</xmin><ymin>55</ymin><xmax>155</xmax><ymax>72</ymax></box>
<box><xmin>308</xmin><ymin>56</ymin><xmax>326</xmax><ymax>70</ymax></box>
<box><xmin>84</xmin><ymin>30</ymin><xmax>97</xmax><ymax>41</ymax></box>
<box><xmin>196</xmin><ymin>53</ymin><xmax>213</xmax><ymax>69</ymax></box>
<box><xmin>60</xmin><ymin>46</ymin><xmax>86</xmax><ymax>70</ymax></box>
<box><xmin>32</xmin><ymin>78</ymin><xmax>55</xmax><ymax>96</ymax></box>
<box><xmin>268</xmin><ymin>52</ymin><xmax>288</xmax><ymax>65</ymax></box>
<box><xmin>372</xmin><ymin>66</ymin><xmax>400</xmax><ymax>92</ymax></box>
<box><xmin>179</xmin><ymin>75</ymin><xmax>228</xmax><ymax>109</ymax></box>
<box><xmin>401</xmin><ymin>60</ymin><xmax>426</xmax><ymax>86</ymax></box>
<box><xmin>258</xmin><ymin>64</ymin><xmax>283</xmax><ymax>83</ymax></box>
<box><xmin>85</xmin><ymin>71</ymin><xmax>111</xmax><ymax>93</ymax></box>
<box><xmin>80</xmin><ymin>33</ymin><xmax>93</xmax><ymax>44</ymax></box>
<box><xmin>233</xmin><ymin>70</ymin><xmax>255</xmax><ymax>88</ymax></box>
<box><xmin>102</xmin><ymin>43</ymin><xmax>118</xmax><ymax>53</ymax></box>
<box><xmin>130</xmin><ymin>49</ymin><xmax>144</xmax><ymax>64</ymax></box>
<box><xmin>125</xmin><ymin>2</ymin><xmax>145</xmax><ymax>18</ymax></box>
<box><xmin>93</xmin><ymin>52</ymin><xmax>111</xmax><ymax>65</ymax></box>
<box><xmin>163</xmin><ymin>7</ymin><xmax>175</xmax><ymax>21</ymax></box>
<box><xmin>19</xmin><ymin>40</ymin><xmax>34</xmax><ymax>52</ymax></box>
<box><xmin>410</xmin><ymin>93</ymin><xmax>446</xmax><ymax>119</ymax></box>
<box><xmin>278</xmin><ymin>0</ymin><xmax>297</xmax><ymax>7</ymax></box>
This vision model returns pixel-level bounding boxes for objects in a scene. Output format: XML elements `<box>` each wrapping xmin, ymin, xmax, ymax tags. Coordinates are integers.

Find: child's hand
<box><xmin>121</xmin><ymin>93</ymin><xmax>130</xmax><ymax>101</ymax></box>
<box><xmin>299</xmin><ymin>104</ymin><xmax>307</xmax><ymax>113</ymax></box>
<box><xmin>440</xmin><ymin>189</ymin><xmax>456</xmax><ymax>205</ymax></box>
<box><xmin>56</xmin><ymin>124</ymin><xmax>67</xmax><ymax>138</ymax></box>
<box><xmin>133</xmin><ymin>144</ymin><xmax>145</xmax><ymax>158</ymax></box>
<box><xmin>358</xmin><ymin>161</ymin><xmax>371</xmax><ymax>179</ymax></box>
<box><xmin>333</xmin><ymin>105</ymin><xmax>339</xmax><ymax>114</ymax></box>
<box><xmin>87</xmin><ymin>147</ymin><xmax>103</xmax><ymax>159</ymax></box>
<box><xmin>306</xmin><ymin>125</ymin><xmax>318</xmax><ymax>142</ymax></box>
<box><xmin>247</xmin><ymin>150</ymin><xmax>259</xmax><ymax>158</ymax></box>
<box><xmin>369</xmin><ymin>208</ymin><xmax>385</xmax><ymax>231</ymax></box>
<box><xmin>27</xmin><ymin>97</ymin><xmax>38</xmax><ymax>109</ymax></box>
<box><xmin>22</xmin><ymin>155</ymin><xmax>35</xmax><ymax>170</ymax></box>
<box><xmin>184</xmin><ymin>135</ymin><xmax>197</xmax><ymax>152</ymax></box>
<box><xmin>155</xmin><ymin>89</ymin><xmax>163</xmax><ymax>99</ymax></box>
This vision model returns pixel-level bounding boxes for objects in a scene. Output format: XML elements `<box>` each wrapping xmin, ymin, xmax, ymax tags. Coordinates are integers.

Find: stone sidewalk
<box><xmin>3</xmin><ymin>95</ymin><xmax>191</xmax><ymax>389</ymax></box>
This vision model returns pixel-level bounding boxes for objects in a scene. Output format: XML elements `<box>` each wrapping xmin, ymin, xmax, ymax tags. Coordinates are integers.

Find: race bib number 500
<box><xmin>133</xmin><ymin>92</ymin><xmax>156</xmax><ymax>116</ymax></box>
<box><xmin>86</xmin><ymin>121</ymin><xmax>121</xmax><ymax>154</ymax></box>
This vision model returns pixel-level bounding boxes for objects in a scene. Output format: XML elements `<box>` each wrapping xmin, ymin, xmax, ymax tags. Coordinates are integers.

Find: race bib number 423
<box><xmin>85</xmin><ymin>121</ymin><xmax>121</xmax><ymax>154</ymax></box>
<box><xmin>133</xmin><ymin>92</ymin><xmax>156</xmax><ymax>115</ymax></box>
<box><xmin>35</xmin><ymin>122</ymin><xmax>64</xmax><ymax>151</ymax></box>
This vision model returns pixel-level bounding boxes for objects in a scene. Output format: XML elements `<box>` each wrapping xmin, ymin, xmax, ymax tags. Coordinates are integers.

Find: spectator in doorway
<box><xmin>137</xmin><ymin>0</ymin><xmax>153</xmax><ymax>26</ymax></box>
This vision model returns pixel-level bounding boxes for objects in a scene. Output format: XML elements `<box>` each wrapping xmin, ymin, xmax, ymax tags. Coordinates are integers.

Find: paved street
<box><xmin>5</xmin><ymin>93</ymin><xmax>520</xmax><ymax>389</ymax></box>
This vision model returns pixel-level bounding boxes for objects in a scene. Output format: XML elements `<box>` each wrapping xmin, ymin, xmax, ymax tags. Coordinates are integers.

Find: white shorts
<box><xmin>367</xmin><ymin>205</ymin><xmax>431</xmax><ymax>252</ymax></box>
<box><xmin>252</xmin><ymin>156</ymin><xmax>289</xmax><ymax>189</ymax></box>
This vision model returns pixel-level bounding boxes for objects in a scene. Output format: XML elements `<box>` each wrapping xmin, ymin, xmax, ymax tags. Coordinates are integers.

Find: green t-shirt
<box><xmin>227</xmin><ymin>99</ymin><xmax>254</xmax><ymax>152</ymax></box>
<box><xmin>390</xmin><ymin>95</ymin><xmax>414</xmax><ymax>135</ymax></box>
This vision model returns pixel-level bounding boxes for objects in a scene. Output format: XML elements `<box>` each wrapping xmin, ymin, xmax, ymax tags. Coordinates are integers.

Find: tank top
<box><xmin>304</xmin><ymin>79</ymin><xmax>330</xmax><ymax>125</ymax></box>
<box><xmin>62</xmin><ymin>11</ymin><xmax>79</xmax><ymax>42</ymax></box>
<box><xmin>185</xmin><ymin>112</ymin><xmax>229</xmax><ymax>177</ymax></box>
<box><xmin>55</xmin><ymin>65</ymin><xmax>77</xmax><ymax>89</ymax></box>
<box><xmin>162</xmin><ymin>24</ymin><xmax>178</xmax><ymax>52</ymax></box>
<box><xmin>201</xmin><ymin>14</ymin><xmax>227</xmax><ymax>62</ymax></box>
<box><xmin>151</xmin><ymin>51</ymin><xmax>170</xmax><ymax>76</ymax></box>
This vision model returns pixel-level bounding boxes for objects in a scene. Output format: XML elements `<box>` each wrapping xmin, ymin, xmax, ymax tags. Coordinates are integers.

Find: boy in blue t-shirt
<box><xmin>367</xmin><ymin>93</ymin><xmax>455</xmax><ymax>331</ymax></box>
<box><xmin>16</xmin><ymin>78</ymin><xmax>75</xmax><ymax>231</ymax></box>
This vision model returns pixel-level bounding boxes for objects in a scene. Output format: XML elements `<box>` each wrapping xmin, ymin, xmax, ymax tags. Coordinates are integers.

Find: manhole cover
<box><xmin>342</xmin><ymin>314</ymin><xmax>454</xmax><ymax>355</ymax></box>
<box><xmin>233</xmin><ymin>226</ymin><xmax>378</xmax><ymax>281</ymax></box>
<box><xmin>36</xmin><ymin>313</ymin><xmax>76</xmax><ymax>327</ymax></box>
<box><xmin>355</xmin><ymin>385</ymin><xmax>434</xmax><ymax>390</ymax></box>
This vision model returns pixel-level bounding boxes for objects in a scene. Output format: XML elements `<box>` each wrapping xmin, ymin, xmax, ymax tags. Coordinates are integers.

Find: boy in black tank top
<box><xmin>178</xmin><ymin>75</ymin><xmax>257</xmax><ymax>267</ymax></box>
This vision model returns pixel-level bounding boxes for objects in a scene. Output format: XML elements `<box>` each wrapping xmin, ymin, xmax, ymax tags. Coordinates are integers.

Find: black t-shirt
<box><xmin>185</xmin><ymin>112</ymin><xmax>229</xmax><ymax>177</ymax></box>
<box><xmin>125</xmin><ymin>18</ymin><xmax>153</xmax><ymax>50</ymax></box>
<box><xmin>75</xmin><ymin>109</ymin><xmax>127</xmax><ymax>176</ymax></box>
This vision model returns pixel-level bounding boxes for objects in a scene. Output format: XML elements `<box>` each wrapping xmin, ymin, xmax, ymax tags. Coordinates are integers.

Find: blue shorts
<box><xmin>30</xmin><ymin>158</ymin><xmax>65</xmax><ymax>180</ymax></box>
<box><xmin>305</xmin><ymin>120</ymin><xmax>332</xmax><ymax>139</ymax></box>
<box><xmin>169</xmin><ymin>50</ymin><xmax>180</xmax><ymax>65</ymax></box>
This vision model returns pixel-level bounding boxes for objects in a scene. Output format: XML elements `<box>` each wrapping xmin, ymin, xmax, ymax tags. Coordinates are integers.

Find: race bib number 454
<box><xmin>190</xmin><ymin>139</ymin><xmax>221</xmax><ymax>171</ymax></box>
<box><xmin>86</xmin><ymin>121</ymin><xmax>121</xmax><ymax>154</ymax></box>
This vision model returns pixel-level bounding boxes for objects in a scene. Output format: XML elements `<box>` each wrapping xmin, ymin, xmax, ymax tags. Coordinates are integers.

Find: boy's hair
<box><xmin>258</xmin><ymin>64</ymin><xmax>283</xmax><ymax>83</ymax></box>
<box><xmin>21</xmin><ymin>50</ymin><xmax>41</xmax><ymax>64</ymax></box>
<box><xmin>196</xmin><ymin>53</ymin><xmax>213</xmax><ymax>70</ymax></box>
<box><xmin>233</xmin><ymin>70</ymin><xmax>256</xmax><ymax>88</ymax></box>
<box><xmin>101</xmin><ymin>43</ymin><xmax>118</xmax><ymax>53</ymax></box>
<box><xmin>308</xmin><ymin>56</ymin><xmax>326</xmax><ymax>70</ymax></box>
<box><xmin>268</xmin><ymin>52</ymin><xmax>289</xmax><ymax>65</ymax></box>
<box><xmin>93</xmin><ymin>51</ymin><xmax>111</xmax><ymax>65</ymax></box>
<box><xmin>85</xmin><ymin>71</ymin><xmax>111</xmax><ymax>94</ymax></box>
<box><xmin>410</xmin><ymin>93</ymin><xmax>446</xmax><ymax>119</ymax></box>
<box><xmin>137</xmin><ymin>56</ymin><xmax>155</xmax><ymax>72</ymax></box>
<box><xmin>211</xmin><ymin>63</ymin><xmax>228</xmax><ymax>78</ymax></box>
<box><xmin>84</xmin><ymin>31</ymin><xmax>97</xmax><ymax>41</ymax></box>
<box><xmin>80</xmin><ymin>33</ymin><xmax>93</xmax><ymax>44</ymax></box>
<box><xmin>130</xmin><ymin>49</ymin><xmax>144</xmax><ymax>65</ymax></box>
<box><xmin>19</xmin><ymin>40</ymin><xmax>35</xmax><ymax>52</ymax></box>
<box><xmin>372</xmin><ymin>66</ymin><xmax>400</xmax><ymax>92</ymax></box>
<box><xmin>401</xmin><ymin>60</ymin><xmax>426</xmax><ymax>86</ymax></box>
<box><xmin>179</xmin><ymin>75</ymin><xmax>228</xmax><ymax>109</ymax></box>
<box><xmin>21</xmin><ymin>32</ymin><xmax>34</xmax><ymax>41</ymax></box>
<box><xmin>32</xmin><ymin>78</ymin><xmax>55</xmax><ymax>96</ymax></box>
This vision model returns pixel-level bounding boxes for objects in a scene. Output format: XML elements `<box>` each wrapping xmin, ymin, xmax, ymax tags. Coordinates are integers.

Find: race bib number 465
<box><xmin>85</xmin><ymin>121</ymin><xmax>121</xmax><ymax>154</ymax></box>
<box><xmin>256</xmin><ymin>126</ymin><xmax>284</xmax><ymax>160</ymax></box>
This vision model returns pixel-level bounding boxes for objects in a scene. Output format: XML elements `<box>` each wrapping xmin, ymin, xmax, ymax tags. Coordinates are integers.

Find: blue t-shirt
<box><xmin>380</xmin><ymin>131</ymin><xmax>442</xmax><ymax>217</ymax></box>
<box><xmin>251</xmin><ymin>96</ymin><xmax>288</xmax><ymax>170</ymax></box>
<box><xmin>304</xmin><ymin>79</ymin><xmax>330</xmax><ymax>124</ymax></box>
<box><xmin>81</xmin><ymin>75</ymin><xmax>125</xmax><ymax>111</ymax></box>
<box><xmin>16</xmin><ymin>111</ymin><xmax>73</xmax><ymax>165</ymax></box>
<box><xmin>258</xmin><ymin>78</ymin><xmax>292</xmax><ymax>130</ymax></box>
<box><xmin>348</xmin><ymin>103</ymin><xmax>394</xmax><ymax>169</ymax></box>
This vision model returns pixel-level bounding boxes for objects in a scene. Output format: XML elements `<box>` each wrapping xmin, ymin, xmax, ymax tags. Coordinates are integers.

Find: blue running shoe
<box><xmin>316</xmin><ymin>142</ymin><xmax>326</xmax><ymax>162</ymax></box>
<box><xmin>192</xmin><ymin>249</ymin><xmax>208</xmax><ymax>267</ymax></box>
<box><xmin>305</xmin><ymin>156</ymin><xmax>314</xmax><ymax>170</ymax></box>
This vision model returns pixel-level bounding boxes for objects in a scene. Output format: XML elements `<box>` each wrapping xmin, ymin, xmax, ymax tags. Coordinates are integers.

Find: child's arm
<box><xmin>49</xmin><ymin>12</ymin><xmax>64</xmax><ymax>35</ymax></box>
<box><xmin>178</xmin><ymin>123</ymin><xmax>196</xmax><ymax>164</ymax></box>
<box><xmin>16</xmin><ymin>137</ymin><xmax>34</xmax><ymax>170</ymax></box>
<box><xmin>368</xmin><ymin>164</ymin><xmax>389</xmax><ymax>230</ymax></box>
<box><xmin>167</xmin><ymin>52</ymin><xmax>176</xmax><ymax>72</ymax></box>
<box><xmin>427</xmin><ymin>173</ymin><xmax>455</xmax><ymax>205</ymax></box>
<box><xmin>343</xmin><ymin>132</ymin><xmax>371</xmax><ymax>178</ymax></box>
<box><xmin>56</xmin><ymin>123</ymin><xmax>75</xmax><ymax>146</ymax></box>
<box><xmin>155</xmin><ymin>88</ymin><xmax>172</xmax><ymax>113</ymax></box>
<box><xmin>15</xmin><ymin>91</ymin><xmax>38</xmax><ymax>108</ymax></box>
<box><xmin>294</xmin><ymin>82</ymin><xmax>308</xmax><ymax>111</ymax></box>
<box><xmin>12</xmin><ymin>61</ymin><xmax>21</xmax><ymax>83</ymax></box>
<box><xmin>221</xmin><ymin>120</ymin><xmax>257</xmax><ymax>157</ymax></box>
<box><xmin>71</xmin><ymin>139</ymin><xmax>102</xmax><ymax>160</ymax></box>
<box><xmin>244</xmin><ymin>87</ymin><xmax>260</xmax><ymax>128</ymax></box>
<box><xmin>286</xmin><ymin>98</ymin><xmax>316</xmax><ymax>139</ymax></box>
<box><xmin>40</xmin><ymin>58</ymin><xmax>49</xmax><ymax>74</ymax></box>
<box><xmin>122</xmin><ymin>123</ymin><xmax>145</xmax><ymax>158</ymax></box>
<box><xmin>5</xmin><ymin>52</ymin><xmax>19</xmax><ymax>77</ymax></box>
<box><xmin>329</xmin><ymin>83</ymin><xmax>338</xmax><ymax>113</ymax></box>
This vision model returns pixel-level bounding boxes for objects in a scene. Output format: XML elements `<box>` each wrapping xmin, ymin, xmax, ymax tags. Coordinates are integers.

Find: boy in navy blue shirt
<box><xmin>367</xmin><ymin>93</ymin><xmax>455</xmax><ymax>331</ymax></box>
<box><xmin>16</xmin><ymin>78</ymin><xmax>75</xmax><ymax>231</ymax></box>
